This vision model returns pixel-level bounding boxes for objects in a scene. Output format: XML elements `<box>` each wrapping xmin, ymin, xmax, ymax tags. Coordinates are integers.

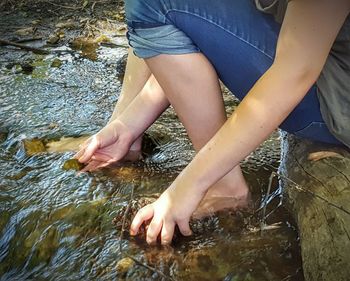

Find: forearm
<box><xmin>173</xmin><ymin>62</ymin><xmax>315</xmax><ymax>194</ymax></box>
<box><xmin>117</xmin><ymin>76</ymin><xmax>170</xmax><ymax>140</ymax></box>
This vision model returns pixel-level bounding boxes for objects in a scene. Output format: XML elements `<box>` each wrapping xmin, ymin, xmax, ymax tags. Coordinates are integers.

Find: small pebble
<box><xmin>62</xmin><ymin>159</ymin><xmax>84</xmax><ymax>171</ymax></box>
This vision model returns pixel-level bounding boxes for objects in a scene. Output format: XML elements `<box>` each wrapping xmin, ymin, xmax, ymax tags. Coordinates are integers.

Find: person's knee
<box><xmin>125</xmin><ymin>0</ymin><xmax>165</xmax><ymax>26</ymax></box>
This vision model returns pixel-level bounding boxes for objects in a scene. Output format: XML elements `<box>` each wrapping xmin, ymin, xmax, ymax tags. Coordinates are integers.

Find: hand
<box><xmin>74</xmin><ymin>120</ymin><xmax>136</xmax><ymax>172</ymax></box>
<box><xmin>130</xmin><ymin>182</ymin><xmax>205</xmax><ymax>245</ymax></box>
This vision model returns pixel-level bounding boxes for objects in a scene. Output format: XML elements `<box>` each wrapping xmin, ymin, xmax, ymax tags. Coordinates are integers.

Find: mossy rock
<box><xmin>116</xmin><ymin>257</ymin><xmax>135</xmax><ymax>276</ymax></box>
<box><xmin>62</xmin><ymin>158</ymin><xmax>84</xmax><ymax>171</ymax></box>
<box><xmin>0</xmin><ymin>211</ymin><xmax>11</xmax><ymax>232</ymax></box>
<box><xmin>23</xmin><ymin>138</ymin><xmax>46</xmax><ymax>156</ymax></box>
<box><xmin>0</xmin><ymin>131</ymin><xmax>8</xmax><ymax>143</ymax></box>
<box><xmin>51</xmin><ymin>58</ymin><xmax>62</xmax><ymax>68</ymax></box>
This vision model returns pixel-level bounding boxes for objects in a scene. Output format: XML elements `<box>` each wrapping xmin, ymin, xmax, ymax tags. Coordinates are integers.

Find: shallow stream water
<box><xmin>0</xmin><ymin>39</ymin><xmax>303</xmax><ymax>280</ymax></box>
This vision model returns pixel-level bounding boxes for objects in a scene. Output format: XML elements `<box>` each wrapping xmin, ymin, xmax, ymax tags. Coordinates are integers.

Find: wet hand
<box><xmin>130</xmin><ymin>183</ymin><xmax>204</xmax><ymax>245</ymax></box>
<box><xmin>74</xmin><ymin>120</ymin><xmax>134</xmax><ymax>172</ymax></box>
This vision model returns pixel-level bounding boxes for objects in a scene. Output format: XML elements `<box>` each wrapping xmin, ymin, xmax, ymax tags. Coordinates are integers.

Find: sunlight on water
<box><xmin>0</xmin><ymin>42</ymin><xmax>303</xmax><ymax>280</ymax></box>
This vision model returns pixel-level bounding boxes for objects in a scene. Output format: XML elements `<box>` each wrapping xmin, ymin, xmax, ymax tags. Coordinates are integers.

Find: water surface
<box><xmin>0</xmin><ymin>40</ymin><xmax>303</xmax><ymax>280</ymax></box>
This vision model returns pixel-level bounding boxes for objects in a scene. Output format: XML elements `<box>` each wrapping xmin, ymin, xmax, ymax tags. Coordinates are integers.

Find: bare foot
<box><xmin>192</xmin><ymin>193</ymin><xmax>250</xmax><ymax>219</ymax></box>
<box><xmin>192</xmin><ymin>168</ymin><xmax>250</xmax><ymax>219</ymax></box>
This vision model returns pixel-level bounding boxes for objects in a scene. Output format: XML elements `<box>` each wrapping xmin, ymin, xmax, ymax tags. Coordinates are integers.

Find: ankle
<box><xmin>206</xmin><ymin>173</ymin><xmax>249</xmax><ymax>199</ymax></box>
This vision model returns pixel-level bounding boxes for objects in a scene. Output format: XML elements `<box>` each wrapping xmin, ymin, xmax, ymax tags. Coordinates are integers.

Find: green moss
<box><xmin>23</xmin><ymin>138</ymin><xmax>46</xmax><ymax>156</ymax></box>
<box><xmin>0</xmin><ymin>211</ymin><xmax>11</xmax><ymax>232</ymax></box>
<box><xmin>51</xmin><ymin>58</ymin><xmax>62</xmax><ymax>68</ymax></box>
<box><xmin>62</xmin><ymin>158</ymin><xmax>84</xmax><ymax>171</ymax></box>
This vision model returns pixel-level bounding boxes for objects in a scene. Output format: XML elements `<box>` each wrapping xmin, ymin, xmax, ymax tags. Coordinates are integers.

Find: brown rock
<box><xmin>23</xmin><ymin>139</ymin><xmax>46</xmax><ymax>156</ymax></box>
<box><xmin>115</xmin><ymin>257</ymin><xmax>135</xmax><ymax>275</ymax></box>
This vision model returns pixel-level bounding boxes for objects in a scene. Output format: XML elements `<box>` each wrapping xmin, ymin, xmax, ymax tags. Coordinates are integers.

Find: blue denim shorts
<box><xmin>125</xmin><ymin>0</ymin><xmax>343</xmax><ymax>146</ymax></box>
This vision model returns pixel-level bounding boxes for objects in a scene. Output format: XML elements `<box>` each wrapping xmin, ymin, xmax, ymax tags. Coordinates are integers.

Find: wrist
<box><xmin>171</xmin><ymin>168</ymin><xmax>208</xmax><ymax>198</ymax></box>
<box><xmin>107</xmin><ymin>119</ymin><xmax>137</xmax><ymax>146</ymax></box>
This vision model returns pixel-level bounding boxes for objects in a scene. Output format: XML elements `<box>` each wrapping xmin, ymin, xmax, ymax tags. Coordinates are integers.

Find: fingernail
<box><xmin>130</xmin><ymin>230</ymin><xmax>135</xmax><ymax>236</ymax></box>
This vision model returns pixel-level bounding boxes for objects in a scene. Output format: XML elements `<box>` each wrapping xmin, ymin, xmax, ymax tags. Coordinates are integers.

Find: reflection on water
<box><xmin>0</xmin><ymin>40</ymin><xmax>303</xmax><ymax>280</ymax></box>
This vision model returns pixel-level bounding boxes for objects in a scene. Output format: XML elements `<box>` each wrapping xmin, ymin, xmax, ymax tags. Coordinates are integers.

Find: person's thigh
<box><xmin>125</xmin><ymin>0</ymin><xmax>342</xmax><ymax>145</ymax></box>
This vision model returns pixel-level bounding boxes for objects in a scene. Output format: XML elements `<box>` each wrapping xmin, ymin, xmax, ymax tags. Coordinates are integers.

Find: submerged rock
<box><xmin>62</xmin><ymin>158</ymin><xmax>84</xmax><ymax>171</ymax></box>
<box><xmin>0</xmin><ymin>131</ymin><xmax>8</xmax><ymax>143</ymax></box>
<box><xmin>55</xmin><ymin>20</ymin><xmax>76</xmax><ymax>29</ymax></box>
<box><xmin>47</xmin><ymin>34</ymin><xmax>60</xmax><ymax>45</ymax></box>
<box><xmin>46</xmin><ymin>136</ymin><xmax>89</xmax><ymax>153</ymax></box>
<box><xmin>113</xmin><ymin>195</ymin><xmax>159</xmax><ymax>240</ymax></box>
<box><xmin>51</xmin><ymin>58</ymin><xmax>62</xmax><ymax>68</ymax></box>
<box><xmin>115</xmin><ymin>257</ymin><xmax>135</xmax><ymax>276</ymax></box>
<box><xmin>20</xmin><ymin>63</ymin><xmax>35</xmax><ymax>74</ymax></box>
<box><xmin>15</xmin><ymin>27</ymin><xmax>36</xmax><ymax>36</ymax></box>
<box><xmin>23</xmin><ymin>138</ymin><xmax>46</xmax><ymax>156</ymax></box>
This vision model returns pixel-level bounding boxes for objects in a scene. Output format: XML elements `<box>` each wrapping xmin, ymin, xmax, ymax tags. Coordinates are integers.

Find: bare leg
<box><xmin>146</xmin><ymin>53</ymin><xmax>250</xmax><ymax>217</ymax></box>
<box><xmin>110</xmin><ymin>48</ymin><xmax>151</xmax><ymax>121</ymax></box>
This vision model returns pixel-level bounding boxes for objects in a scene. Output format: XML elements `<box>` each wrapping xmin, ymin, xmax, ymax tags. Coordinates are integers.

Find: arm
<box><xmin>131</xmin><ymin>0</ymin><xmax>350</xmax><ymax>244</ymax></box>
<box><xmin>181</xmin><ymin>0</ymin><xmax>350</xmax><ymax>192</ymax></box>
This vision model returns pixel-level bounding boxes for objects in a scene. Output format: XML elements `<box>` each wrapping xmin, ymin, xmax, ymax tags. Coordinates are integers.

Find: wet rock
<box><xmin>6</xmin><ymin>62</ymin><xmax>35</xmax><ymax>75</ymax></box>
<box><xmin>33</xmin><ymin>226</ymin><xmax>59</xmax><ymax>264</ymax></box>
<box><xmin>0</xmin><ymin>131</ymin><xmax>8</xmax><ymax>143</ymax></box>
<box><xmin>108</xmin><ymin>166</ymin><xmax>145</xmax><ymax>182</ymax></box>
<box><xmin>15</xmin><ymin>27</ymin><xmax>36</xmax><ymax>36</ymax></box>
<box><xmin>116</xmin><ymin>25</ymin><xmax>127</xmax><ymax>36</ymax></box>
<box><xmin>31</xmin><ymin>19</ymin><xmax>41</xmax><ymax>26</ymax></box>
<box><xmin>142</xmin><ymin>246</ymin><xmax>177</xmax><ymax>268</ymax></box>
<box><xmin>70</xmin><ymin>37</ymin><xmax>98</xmax><ymax>60</ymax></box>
<box><xmin>116</xmin><ymin>53</ymin><xmax>127</xmax><ymax>82</ymax></box>
<box><xmin>47</xmin><ymin>34</ymin><xmax>60</xmax><ymax>45</ymax></box>
<box><xmin>5</xmin><ymin>169</ymin><xmax>29</xmax><ymax>180</ymax></box>
<box><xmin>47</xmin><ymin>122</ymin><xmax>59</xmax><ymax>130</ymax></box>
<box><xmin>94</xmin><ymin>35</ymin><xmax>111</xmax><ymax>44</ymax></box>
<box><xmin>0</xmin><ymin>211</ymin><xmax>10</xmax><ymax>232</ymax></box>
<box><xmin>113</xmin><ymin>195</ymin><xmax>159</xmax><ymax>240</ymax></box>
<box><xmin>62</xmin><ymin>158</ymin><xmax>84</xmax><ymax>171</ymax></box>
<box><xmin>116</xmin><ymin>257</ymin><xmax>135</xmax><ymax>276</ymax></box>
<box><xmin>24</xmin><ymin>229</ymin><xmax>41</xmax><ymax>249</ymax></box>
<box><xmin>23</xmin><ymin>138</ymin><xmax>46</xmax><ymax>156</ymax></box>
<box><xmin>46</xmin><ymin>136</ymin><xmax>89</xmax><ymax>153</ymax></box>
<box><xmin>55</xmin><ymin>20</ymin><xmax>76</xmax><ymax>29</ymax></box>
<box><xmin>51</xmin><ymin>58</ymin><xmax>62</xmax><ymax>68</ymax></box>
<box><xmin>20</xmin><ymin>63</ymin><xmax>35</xmax><ymax>74</ymax></box>
<box><xmin>70</xmin><ymin>35</ymin><xmax>111</xmax><ymax>60</ymax></box>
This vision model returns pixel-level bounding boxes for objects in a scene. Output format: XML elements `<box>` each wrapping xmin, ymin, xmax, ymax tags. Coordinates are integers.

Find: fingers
<box><xmin>177</xmin><ymin>219</ymin><xmax>192</xmax><ymax>236</ymax></box>
<box><xmin>77</xmin><ymin>136</ymin><xmax>100</xmax><ymax>163</ymax></box>
<box><xmin>161</xmin><ymin>221</ymin><xmax>175</xmax><ymax>245</ymax></box>
<box><xmin>74</xmin><ymin>137</ymin><xmax>92</xmax><ymax>159</ymax></box>
<box><xmin>91</xmin><ymin>152</ymin><xmax>114</xmax><ymax>163</ymax></box>
<box><xmin>130</xmin><ymin>204</ymin><xmax>154</xmax><ymax>236</ymax></box>
<box><xmin>146</xmin><ymin>215</ymin><xmax>163</xmax><ymax>245</ymax></box>
<box><xmin>79</xmin><ymin>160</ymin><xmax>105</xmax><ymax>173</ymax></box>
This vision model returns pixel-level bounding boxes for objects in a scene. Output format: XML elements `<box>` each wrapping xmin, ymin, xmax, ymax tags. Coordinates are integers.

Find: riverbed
<box><xmin>0</xmin><ymin>4</ymin><xmax>303</xmax><ymax>280</ymax></box>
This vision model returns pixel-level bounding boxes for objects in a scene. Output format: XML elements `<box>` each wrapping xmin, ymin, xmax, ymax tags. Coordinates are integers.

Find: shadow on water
<box><xmin>0</xmin><ymin>33</ymin><xmax>303</xmax><ymax>281</ymax></box>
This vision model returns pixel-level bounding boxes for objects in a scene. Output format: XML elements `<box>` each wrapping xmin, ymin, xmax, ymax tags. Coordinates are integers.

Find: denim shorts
<box><xmin>125</xmin><ymin>0</ymin><xmax>343</xmax><ymax>145</ymax></box>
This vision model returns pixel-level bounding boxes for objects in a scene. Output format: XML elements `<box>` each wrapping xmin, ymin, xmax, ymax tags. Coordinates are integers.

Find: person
<box><xmin>75</xmin><ymin>0</ymin><xmax>350</xmax><ymax>245</ymax></box>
